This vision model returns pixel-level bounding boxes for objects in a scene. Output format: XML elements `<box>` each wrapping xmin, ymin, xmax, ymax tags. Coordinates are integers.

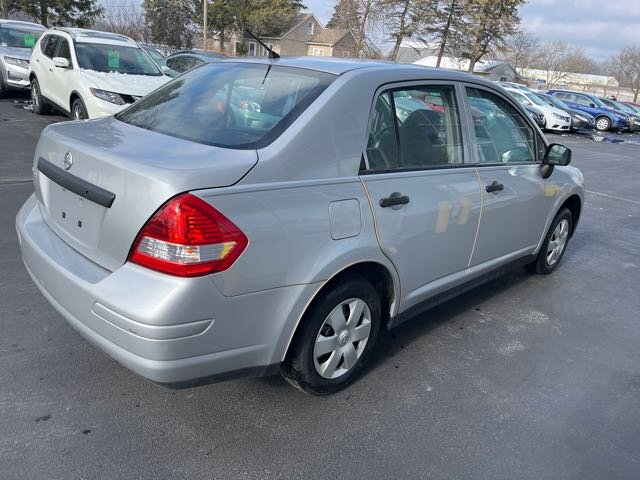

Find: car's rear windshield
<box><xmin>75</xmin><ymin>42</ymin><xmax>162</xmax><ymax>76</ymax></box>
<box><xmin>116</xmin><ymin>63</ymin><xmax>335</xmax><ymax>149</ymax></box>
<box><xmin>0</xmin><ymin>26</ymin><xmax>43</xmax><ymax>48</ymax></box>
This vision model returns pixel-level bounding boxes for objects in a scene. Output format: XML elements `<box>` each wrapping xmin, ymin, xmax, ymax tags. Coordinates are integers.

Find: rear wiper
<box><xmin>244</xmin><ymin>29</ymin><xmax>280</xmax><ymax>59</ymax></box>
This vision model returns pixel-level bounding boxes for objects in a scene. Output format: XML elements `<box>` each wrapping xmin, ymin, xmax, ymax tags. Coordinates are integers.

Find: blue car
<box><xmin>548</xmin><ymin>89</ymin><xmax>631</xmax><ymax>132</ymax></box>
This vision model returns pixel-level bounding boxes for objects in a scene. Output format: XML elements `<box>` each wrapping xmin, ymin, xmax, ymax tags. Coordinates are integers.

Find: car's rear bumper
<box><xmin>16</xmin><ymin>194</ymin><xmax>312</xmax><ymax>384</ymax></box>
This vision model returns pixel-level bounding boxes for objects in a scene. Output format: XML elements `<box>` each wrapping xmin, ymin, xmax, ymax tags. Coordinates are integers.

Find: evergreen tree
<box><xmin>143</xmin><ymin>0</ymin><xmax>196</xmax><ymax>48</ymax></box>
<box><xmin>14</xmin><ymin>0</ymin><xmax>102</xmax><ymax>27</ymax></box>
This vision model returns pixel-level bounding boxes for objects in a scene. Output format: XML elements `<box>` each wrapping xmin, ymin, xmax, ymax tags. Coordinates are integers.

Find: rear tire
<box><xmin>281</xmin><ymin>274</ymin><xmax>381</xmax><ymax>395</ymax></box>
<box><xmin>30</xmin><ymin>77</ymin><xmax>50</xmax><ymax>115</ymax></box>
<box><xmin>595</xmin><ymin>116</ymin><xmax>611</xmax><ymax>132</ymax></box>
<box><xmin>72</xmin><ymin>97</ymin><xmax>88</xmax><ymax>120</ymax></box>
<box><xmin>526</xmin><ymin>208</ymin><xmax>573</xmax><ymax>275</ymax></box>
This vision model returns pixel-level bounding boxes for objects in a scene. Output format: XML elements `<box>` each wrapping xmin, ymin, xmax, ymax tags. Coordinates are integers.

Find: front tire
<box><xmin>0</xmin><ymin>74</ymin><xmax>7</xmax><ymax>99</ymax></box>
<box><xmin>30</xmin><ymin>77</ymin><xmax>50</xmax><ymax>114</ymax></box>
<box><xmin>72</xmin><ymin>97</ymin><xmax>88</xmax><ymax>120</ymax></box>
<box><xmin>595</xmin><ymin>116</ymin><xmax>611</xmax><ymax>132</ymax></box>
<box><xmin>281</xmin><ymin>275</ymin><xmax>381</xmax><ymax>395</ymax></box>
<box><xmin>526</xmin><ymin>208</ymin><xmax>573</xmax><ymax>275</ymax></box>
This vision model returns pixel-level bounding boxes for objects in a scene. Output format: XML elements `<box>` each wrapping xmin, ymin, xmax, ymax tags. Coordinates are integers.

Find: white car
<box><xmin>504</xmin><ymin>88</ymin><xmax>571</xmax><ymax>132</ymax></box>
<box><xmin>29</xmin><ymin>28</ymin><xmax>170</xmax><ymax>119</ymax></box>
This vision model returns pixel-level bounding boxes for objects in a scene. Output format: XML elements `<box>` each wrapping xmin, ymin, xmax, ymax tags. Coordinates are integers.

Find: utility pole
<box><xmin>202</xmin><ymin>0</ymin><xmax>208</xmax><ymax>51</ymax></box>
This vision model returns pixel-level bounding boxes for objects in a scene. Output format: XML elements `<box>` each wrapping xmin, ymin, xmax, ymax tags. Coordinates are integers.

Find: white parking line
<box><xmin>586</xmin><ymin>190</ymin><xmax>640</xmax><ymax>205</ymax></box>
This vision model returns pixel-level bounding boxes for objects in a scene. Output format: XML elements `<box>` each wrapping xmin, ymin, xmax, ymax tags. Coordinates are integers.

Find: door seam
<box><xmin>358</xmin><ymin>176</ymin><xmax>402</xmax><ymax>316</ymax></box>
<box><xmin>467</xmin><ymin>167</ymin><xmax>484</xmax><ymax>268</ymax></box>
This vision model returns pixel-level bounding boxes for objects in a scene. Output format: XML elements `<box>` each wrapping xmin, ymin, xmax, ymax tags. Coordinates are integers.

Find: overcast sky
<box><xmin>305</xmin><ymin>0</ymin><xmax>640</xmax><ymax>60</ymax></box>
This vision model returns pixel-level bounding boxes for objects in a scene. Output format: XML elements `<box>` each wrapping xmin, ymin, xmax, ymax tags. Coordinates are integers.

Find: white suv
<box><xmin>29</xmin><ymin>28</ymin><xmax>170</xmax><ymax>119</ymax></box>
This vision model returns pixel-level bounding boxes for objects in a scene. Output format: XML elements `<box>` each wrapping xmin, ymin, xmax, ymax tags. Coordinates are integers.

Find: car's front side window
<box><xmin>57</xmin><ymin>39</ymin><xmax>73</xmax><ymax>66</ymax></box>
<box><xmin>365</xmin><ymin>85</ymin><xmax>463</xmax><ymax>171</ymax></box>
<box><xmin>466</xmin><ymin>87</ymin><xmax>536</xmax><ymax>164</ymax></box>
<box><xmin>42</xmin><ymin>35</ymin><xmax>61</xmax><ymax>58</ymax></box>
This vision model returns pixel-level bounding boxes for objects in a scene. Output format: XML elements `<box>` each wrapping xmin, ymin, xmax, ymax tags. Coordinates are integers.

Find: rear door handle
<box><xmin>380</xmin><ymin>192</ymin><xmax>410</xmax><ymax>208</ymax></box>
<box><xmin>485</xmin><ymin>181</ymin><xmax>504</xmax><ymax>193</ymax></box>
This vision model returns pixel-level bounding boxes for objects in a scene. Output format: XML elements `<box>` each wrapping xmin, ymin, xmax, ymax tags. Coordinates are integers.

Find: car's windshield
<box><xmin>523</xmin><ymin>93</ymin><xmax>547</xmax><ymax>107</ymax></box>
<box><xmin>142</xmin><ymin>46</ymin><xmax>165</xmax><ymax>63</ymax></box>
<box><xmin>508</xmin><ymin>90</ymin><xmax>530</xmax><ymax>105</ymax></box>
<box><xmin>591</xmin><ymin>96</ymin><xmax>608</xmax><ymax>108</ymax></box>
<box><xmin>0</xmin><ymin>27</ymin><xmax>43</xmax><ymax>48</ymax></box>
<box><xmin>612</xmin><ymin>101</ymin><xmax>635</xmax><ymax>114</ymax></box>
<box><xmin>538</xmin><ymin>93</ymin><xmax>566</xmax><ymax>109</ymax></box>
<box><xmin>75</xmin><ymin>42</ymin><xmax>161</xmax><ymax>76</ymax></box>
<box><xmin>116</xmin><ymin>63</ymin><xmax>335</xmax><ymax>149</ymax></box>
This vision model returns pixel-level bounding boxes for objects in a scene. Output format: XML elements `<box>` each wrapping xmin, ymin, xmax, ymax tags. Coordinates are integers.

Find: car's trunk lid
<box><xmin>33</xmin><ymin>117</ymin><xmax>257</xmax><ymax>272</ymax></box>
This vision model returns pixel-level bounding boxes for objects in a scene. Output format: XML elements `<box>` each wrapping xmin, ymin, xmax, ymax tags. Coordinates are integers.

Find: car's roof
<box><xmin>218</xmin><ymin>56</ymin><xmax>498</xmax><ymax>84</ymax></box>
<box><xmin>0</xmin><ymin>19</ymin><xmax>45</xmax><ymax>30</ymax></box>
<box><xmin>48</xmin><ymin>27</ymin><xmax>135</xmax><ymax>45</ymax></box>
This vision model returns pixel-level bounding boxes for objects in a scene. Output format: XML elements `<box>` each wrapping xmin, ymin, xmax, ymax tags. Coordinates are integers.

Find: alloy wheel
<box><xmin>313</xmin><ymin>298</ymin><xmax>372</xmax><ymax>379</ymax></box>
<box><xmin>31</xmin><ymin>82</ymin><xmax>39</xmax><ymax>109</ymax></box>
<box><xmin>546</xmin><ymin>219</ymin><xmax>570</xmax><ymax>266</ymax></box>
<box><xmin>596</xmin><ymin>118</ymin><xmax>610</xmax><ymax>131</ymax></box>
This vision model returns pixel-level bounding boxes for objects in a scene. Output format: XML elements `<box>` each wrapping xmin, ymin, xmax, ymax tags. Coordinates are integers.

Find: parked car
<box><xmin>139</xmin><ymin>44</ymin><xmax>177</xmax><ymax>77</ymax></box>
<box><xmin>599</xmin><ymin>97</ymin><xmax>640</xmax><ymax>131</ymax></box>
<box><xmin>524</xmin><ymin>105</ymin><xmax>546</xmax><ymax>128</ymax></box>
<box><xmin>505</xmin><ymin>87</ymin><xmax>571</xmax><ymax>132</ymax></box>
<box><xmin>496</xmin><ymin>81</ymin><xmax>531</xmax><ymax>92</ymax></box>
<box><xmin>622</xmin><ymin>101</ymin><xmax>640</xmax><ymax>114</ymax></box>
<box><xmin>534</xmin><ymin>92</ymin><xmax>595</xmax><ymax>131</ymax></box>
<box><xmin>17</xmin><ymin>59</ymin><xmax>583</xmax><ymax>395</ymax></box>
<box><xmin>548</xmin><ymin>89</ymin><xmax>631</xmax><ymax>132</ymax></box>
<box><xmin>29</xmin><ymin>28</ymin><xmax>170</xmax><ymax>119</ymax></box>
<box><xmin>165</xmin><ymin>50</ymin><xmax>226</xmax><ymax>74</ymax></box>
<box><xmin>0</xmin><ymin>19</ymin><xmax>45</xmax><ymax>97</ymax></box>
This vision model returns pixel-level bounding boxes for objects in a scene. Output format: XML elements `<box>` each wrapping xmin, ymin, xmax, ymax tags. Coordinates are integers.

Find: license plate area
<box><xmin>39</xmin><ymin>176</ymin><xmax>107</xmax><ymax>249</ymax></box>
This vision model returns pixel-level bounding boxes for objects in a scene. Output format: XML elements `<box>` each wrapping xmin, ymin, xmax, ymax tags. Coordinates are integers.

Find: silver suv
<box><xmin>16</xmin><ymin>58</ymin><xmax>584</xmax><ymax>395</ymax></box>
<box><xmin>0</xmin><ymin>19</ymin><xmax>44</xmax><ymax>97</ymax></box>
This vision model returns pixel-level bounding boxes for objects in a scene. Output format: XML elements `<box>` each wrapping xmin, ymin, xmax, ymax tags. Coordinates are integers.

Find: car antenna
<box><xmin>244</xmin><ymin>29</ymin><xmax>280</xmax><ymax>59</ymax></box>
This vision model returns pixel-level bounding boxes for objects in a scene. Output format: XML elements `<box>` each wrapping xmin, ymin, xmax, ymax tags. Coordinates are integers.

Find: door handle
<box><xmin>380</xmin><ymin>192</ymin><xmax>410</xmax><ymax>208</ymax></box>
<box><xmin>485</xmin><ymin>181</ymin><xmax>504</xmax><ymax>193</ymax></box>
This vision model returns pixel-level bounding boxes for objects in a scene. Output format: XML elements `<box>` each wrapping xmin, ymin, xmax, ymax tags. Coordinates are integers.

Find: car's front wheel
<box><xmin>526</xmin><ymin>208</ymin><xmax>573</xmax><ymax>275</ymax></box>
<box><xmin>595</xmin><ymin>116</ymin><xmax>611</xmax><ymax>131</ymax></box>
<box><xmin>72</xmin><ymin>98</ymin><xmax>88</xmax><ymax>120</ymax></box>
<box><xmin>30</xmin><ymin>77</ymin><xmax>50</xmax><ymax>115</ymax></box>
<box><xmin>282</xmin><ymin>274</ymin><xmax>381</xmax><ymax>395</ymax></box>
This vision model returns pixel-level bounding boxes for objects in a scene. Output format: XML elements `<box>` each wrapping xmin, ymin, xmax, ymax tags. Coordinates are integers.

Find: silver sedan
<box><xmin>16</xmin><ymin>58</ymin><xmax>584</xmax><ymax>394</ymax></box>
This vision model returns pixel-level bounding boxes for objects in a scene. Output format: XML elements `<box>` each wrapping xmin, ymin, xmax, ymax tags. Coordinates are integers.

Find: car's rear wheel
<box><xmin>526</xmin><ymin>208</ymin><xmax>573</xmax><ymax>275</ymax></box>
<box><xmin>595</xmin><ymin>116</ymin><xmax>611</xmax><ymax>131</ymax></box>
<box><xmin>281</xmin><ymin>275</ymin><xmax>381</xmax><ymax>395</ymax></box>
<box><xmin>72</xmin><ymin>98</ymin><xmax>88</xmax><ymax>120</ymax></box>
<box><xmin>30</xmin><ymin>77</ymin><xmax>50</xmax><ymax>114</ymax></box>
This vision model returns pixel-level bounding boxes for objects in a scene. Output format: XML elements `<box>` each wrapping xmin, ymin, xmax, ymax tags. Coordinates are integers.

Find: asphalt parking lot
<box><xmin>1</xmin><ymin>93</ymin><xmax>639</xmax><ymax>480</ymax></box>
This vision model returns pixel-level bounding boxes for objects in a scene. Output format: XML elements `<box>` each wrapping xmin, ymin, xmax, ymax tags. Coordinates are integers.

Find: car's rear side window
<box><xmin>116</xmin><ymin>63</ymin><xmax>335</xmax><ymax>149</ymax></box>
<box><xmin>365</xmin><ymin>85</ymin><xmax>464</xmax><ymax>171</ymax></box>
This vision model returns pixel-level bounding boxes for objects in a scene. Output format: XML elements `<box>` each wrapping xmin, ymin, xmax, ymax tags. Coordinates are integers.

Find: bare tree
<box><xmin>503</xmin><ymin>32</ymin><xmax>538</xmax><ymax>77</ymax></box>
<box><xmin>383</xmin><ymin>0</ymin><xmax>433</xmax><ymax>61</ymax></box>
<box><xmin>94</xmin><ymin>1</ymin><xmax>147</xmax><ymax>41</ymax></box>
<box><xmin>534</xmin><ymin>41</ymin><xmax>572</xmax><ymax>88</ymax></box>
<box><xmin>616</xmin><ymin>46</ymin><xmax>640</xmax><ymax>102</ymax></box>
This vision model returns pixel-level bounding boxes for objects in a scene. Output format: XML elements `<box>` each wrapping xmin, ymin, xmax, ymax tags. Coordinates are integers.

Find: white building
<box><xmin>413</xmin><ymin>56</ymin><xmax>517</xmax><ymax>82</ymax></box>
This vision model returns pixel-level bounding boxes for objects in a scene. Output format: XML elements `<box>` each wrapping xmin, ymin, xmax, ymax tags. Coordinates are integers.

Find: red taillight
<box><xmin>128</xmin><ymin>193</ymin><xmax>248</xmax><ymax>277</ymax></box>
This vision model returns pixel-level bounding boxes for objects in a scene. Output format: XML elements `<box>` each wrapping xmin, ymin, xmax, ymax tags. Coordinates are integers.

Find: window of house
<box><xmin>248</xmin><ymin>41</ymin><xmax>256</xmax><ymax>56</ymax></box>
<box><xmin>307</xmin><ymin>21</ymin><xmax>314</xmax><ymax>35</ymax></box>
<box><xmin>312</xmin><ymin>47</ymin><xmax>324</xmax><ymax>56</ymax></box>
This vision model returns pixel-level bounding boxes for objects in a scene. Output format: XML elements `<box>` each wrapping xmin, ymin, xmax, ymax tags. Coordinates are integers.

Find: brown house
<box><xmin>307</xmin><ymin>28</ymin><xmax>357</xmax><ymax>57</ymax></box>
<box><xmin>244</xmin><ymin>13</ymin><xmax>323</xmax><ymax>57</ymax></box>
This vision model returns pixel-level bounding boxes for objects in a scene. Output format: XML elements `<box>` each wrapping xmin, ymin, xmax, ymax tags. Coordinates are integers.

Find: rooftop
<box><xmin>0</xmin><ymin>19</ymin><xmax>45</xmax><ymax>30</ymax></box>
<box><xmin>50</xmin><ymin>27</ymin><xmax>134</xmax><ymax>44</ymax></box>
<box><xmin>308</xmin><ymin>28</ymin><xmax>351</xmax><ymax>45</ymax></box>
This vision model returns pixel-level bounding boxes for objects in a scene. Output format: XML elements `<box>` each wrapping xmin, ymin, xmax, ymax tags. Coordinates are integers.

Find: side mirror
<box><xmin>589</xmin><ymin>103</ymin><xmax>596</xmax><ymax>108</ymax></box>
<box><xmin>52</xmin><ymin>57</ymin><xmax>70</xmax><ymax>68</ymax></box>
<box><xmin>161</xmin><ymin>65</ymin><xmax>171</xmax><ymax>74</ymax></box>
<box><xmin>543</xmin><ymin>143</ymin><xmax>572</xmax><ymax>166</ymax></box>
<box><xmin>523</xmin><ymin>100</ymin><xmax>531</xmax><ymax>106</ymax></box>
